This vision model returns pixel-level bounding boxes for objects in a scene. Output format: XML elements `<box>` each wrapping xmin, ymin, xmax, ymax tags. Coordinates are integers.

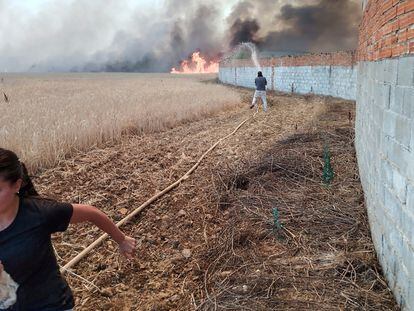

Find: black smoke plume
<box><xmin>229</xmin><ymin>19</ymin><xmax>261</xmax><ymax>47</ymax></box>
<box><xmin>228</xmin><ymin>0</ymin><xmax>361</xmax><ymax>53</ymax></box>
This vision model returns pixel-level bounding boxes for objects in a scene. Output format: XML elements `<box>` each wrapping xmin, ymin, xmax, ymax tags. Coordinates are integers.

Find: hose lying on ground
<box><xmin>61</xmin><ymin>114</ymin><xmax>253</xmax><ymax>273</ymax></box>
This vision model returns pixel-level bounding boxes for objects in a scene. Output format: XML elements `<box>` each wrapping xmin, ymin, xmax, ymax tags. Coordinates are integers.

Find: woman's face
<box><xmin>0</xmin><ymin>178</ymin><xmax>21</xmax><ymax>213</ymax></box>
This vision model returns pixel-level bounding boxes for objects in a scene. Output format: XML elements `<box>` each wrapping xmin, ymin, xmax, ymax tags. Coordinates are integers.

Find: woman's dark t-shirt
<box><xmin>0</xmin><ymin>197</ymin><xmax>74</xmax><ymax>311</ymax></box>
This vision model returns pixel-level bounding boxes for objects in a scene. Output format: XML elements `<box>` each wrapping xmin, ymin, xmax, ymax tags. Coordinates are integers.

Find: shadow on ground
<box><xmin>196</xmin><ymin>99</ymin><xmax>398</xmax><ymax>310</ymax></box>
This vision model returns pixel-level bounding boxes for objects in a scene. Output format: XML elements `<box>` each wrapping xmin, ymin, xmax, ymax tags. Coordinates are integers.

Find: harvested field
<box><xmin>34</xmin><ymin>87</ymin><xmax>398</xmax><ymax>310</ymax></box>
<box><xmin>0</xmin><ymin>73</ymin><xmax>240</xmax><ymax>172</ymax></box>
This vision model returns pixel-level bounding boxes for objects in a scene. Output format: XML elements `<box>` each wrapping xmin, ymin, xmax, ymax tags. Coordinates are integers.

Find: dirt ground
<box><xmin>36</xmin><ymin>88</ymin><xmax>399</xmax><ymax>310</ymax></box>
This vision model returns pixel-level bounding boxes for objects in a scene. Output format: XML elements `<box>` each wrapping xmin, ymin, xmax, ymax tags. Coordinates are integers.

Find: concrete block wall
<box><xmin>219</xmin><ymin>51</ymin><xmax>357</xmax><ymax>100</ymax></box>
<box><xmin>356</xmin><ymin>0</ymin><xmax>414</xmax><ymax>309</ymax></box>
<box><xmin>275</xmin><ymin>66</ymin><xmax>356</xmax><ymax>100</ymax></box>
<box><xmin>356</xmin><ymin>56</ymin><xmax>414</xmax><ymax>309</ymax></box>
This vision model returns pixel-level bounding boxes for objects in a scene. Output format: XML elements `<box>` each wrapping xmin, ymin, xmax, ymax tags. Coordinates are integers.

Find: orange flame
<box><xmin>171</xmin><ymin>51</ymin><xmax>219</xmax><ymax>74</ymax></box>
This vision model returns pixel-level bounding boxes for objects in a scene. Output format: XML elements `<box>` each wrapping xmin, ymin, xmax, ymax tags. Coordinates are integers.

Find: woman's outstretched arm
<box><xmin>70</xmin><ymin>204</ymin><xmax>136</xmax><ymax>259</ymax></box>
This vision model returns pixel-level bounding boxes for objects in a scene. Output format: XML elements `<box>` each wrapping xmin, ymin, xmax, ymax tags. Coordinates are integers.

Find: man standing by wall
<box><xmin>250</xmin><ymin>71</ymin><xmax>268</xmax><ymax>112</ymax></box>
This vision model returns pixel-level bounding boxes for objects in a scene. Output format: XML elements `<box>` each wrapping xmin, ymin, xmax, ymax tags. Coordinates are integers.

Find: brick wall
<box><xmin>358</xmin><ymin>0</ymin><xmax>414</xmax><ymax>60</ymax></box>
<box><xmin>220</xmin><ymin>51</ymin><xmax>356</xmax><ymax>68</ymax></box>
<box><xmin>355</xmin><ymin>0</ymin><xmax>414</xmax><ymax>309</ymax></box>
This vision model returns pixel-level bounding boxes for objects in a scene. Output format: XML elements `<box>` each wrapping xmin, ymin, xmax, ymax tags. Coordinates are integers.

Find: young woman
<box><xmin>0</xmin><ymin>148</ymin><xmax>136</xmax><ymax>310</ymax></box>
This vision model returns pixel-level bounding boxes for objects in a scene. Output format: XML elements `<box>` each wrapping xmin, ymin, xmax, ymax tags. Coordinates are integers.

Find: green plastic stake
<box><xmin>272</xmin><ymin>208</ymin><xmax>282</xmax><ymax>231</ymax></box>
<box><xmin>322</xmin><ymin>144</ymin><xmax>334</xmax><ymax>185</ymax></box>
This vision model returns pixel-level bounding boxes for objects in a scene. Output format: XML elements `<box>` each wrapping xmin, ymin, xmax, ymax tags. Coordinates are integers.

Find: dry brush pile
<box><xmin>195</xmin><ymin>99</ymin><xmax>397</xmax><ymax>310</ymax></box>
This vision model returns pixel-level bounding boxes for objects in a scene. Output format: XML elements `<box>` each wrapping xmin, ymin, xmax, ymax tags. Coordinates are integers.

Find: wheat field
<box><xmin>0</xmin><ymin>73</ymin><xmax>240</xmax><ymax>172</ymax></box>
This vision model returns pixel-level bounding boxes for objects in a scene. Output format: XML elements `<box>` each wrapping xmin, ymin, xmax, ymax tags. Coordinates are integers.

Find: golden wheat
<box><xmin>0</xmin><ymin>73</ymin><xmax>240</xmax><ymax>171</ymax></box>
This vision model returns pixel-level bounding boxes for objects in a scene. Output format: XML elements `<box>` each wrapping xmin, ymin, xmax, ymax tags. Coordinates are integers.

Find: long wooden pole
<box><xmin>61</xmin><ymin>115</ymin><xmax>253</xmax><ymax>273</ymax></box>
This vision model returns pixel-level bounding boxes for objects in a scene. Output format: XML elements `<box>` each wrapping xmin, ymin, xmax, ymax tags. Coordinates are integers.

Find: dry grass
<box><xmin>34</xmin><ymin>89</ymin><xmax>398</xmax><ymax>310</ymax></box>
<box><xmin>0</xmin><ymin>73</ymin><xmax>240</xmax><ymax>172</ymax></box>
<box><xmin>196</xmin><ymin>100</ymin><xmax>397</xmax><ymax>310</ymax></box>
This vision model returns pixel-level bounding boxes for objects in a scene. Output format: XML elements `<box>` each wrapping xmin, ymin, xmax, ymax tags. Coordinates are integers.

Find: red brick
<box><xmin>399</xmin><ymin>13</ymin><xmax>414</xmax><ymax>29</ymax></box>
<box><xmin>409</xmin><ymin>41</ymin><xmax>414</xmax><ymax>53</ymax></box>
<box><xmin>382</xmin><ymin>0</ymin><xmax>395</xmax><ymax>13</ymax></box>
<box><xmin>397</xmin><ymin>29</ymin><xmax>408</xmax><ymax>42</ymax></box>
<box><xmin>408</xmin><ymin>29</ymin><xmax>414</xmax><ymax>40</ymax></box>
<box><xmin>374</xmin><ymin>29</ymin><xmax>383</xmax><ymax>42</ymax></box>
<box><xmin>391</xmin><ymin>43</ymin><xmax>407</xmax><ymax>56</ymax></box>
<box><xmin>384</xmin><ymin>6</ymin><xmax>398</xmax><ymax>23</ymax></box>
<box><xmin>380</xmin><ymin>47</ymin><xmax>393</xmax><ymax>58</ymax></box>
<box><xmin>381</xmin><ymin>23</ymin><xmax>394</xmax><ymax>36</ymax></box>
<box><xmin>397</xmin><ymin>1</ymin><xmax>414</xmax><ymax>15</ymax></box>
<box><xmin>385</xmin><ymin>35</ymin><xmax>399</xmax><ymax>46</ymax></box>
<box><xmin>407</xmin><ymin>1</ymin><xmax>414</xmax><ymax>13</ymax></box>
<box><xmin>380</xmin><ymin>20</ymin><xmax>399</xmax><ymax>36</ymax></box>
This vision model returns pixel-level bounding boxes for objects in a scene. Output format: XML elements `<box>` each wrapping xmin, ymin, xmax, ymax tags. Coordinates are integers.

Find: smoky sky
<box><xmin>227</xmin><ymin>0</ymin><xmax>362</xmax><ymax>53</ymax></box>
<box><xmin>0</xmin><ymin>0</ymin><xmax>362</xmax><ymax>72</ymax></box>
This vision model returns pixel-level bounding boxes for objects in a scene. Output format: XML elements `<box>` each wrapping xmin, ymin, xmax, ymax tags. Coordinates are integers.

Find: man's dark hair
<box><xmin>257</xmin><ymin>71</ymin><xmax>263</xmax><ymax>77</ymax></box>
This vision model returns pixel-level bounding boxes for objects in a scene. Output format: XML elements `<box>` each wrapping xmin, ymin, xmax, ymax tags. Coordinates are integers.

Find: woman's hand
<box><xmin>0</xmin><ymin>261</ymin><xmax>3</xmax><ymax>273</ymax></box>
<box><xmin>70</xmin><ymin>204</ymin><xmax>137</xmax><ymax>259</ymax></box>
<box><xmin>118</xmin><ymin>236</ymin><xmax>136</xmax><ymax>259</ymax></box>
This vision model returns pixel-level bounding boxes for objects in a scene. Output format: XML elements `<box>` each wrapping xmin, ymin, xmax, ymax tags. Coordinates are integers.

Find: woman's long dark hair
<box><xmin>0</xmin><ymin>148</ymin><xmax>39</xmax><ymax>197</ymax></box>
